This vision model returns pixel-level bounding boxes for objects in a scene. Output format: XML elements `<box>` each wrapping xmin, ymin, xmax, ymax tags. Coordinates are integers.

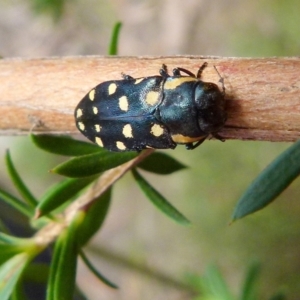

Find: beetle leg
<box><xmin>185</xmin><ymin>136</ymin><xmax>207</xmax><ymax>150</ymax></box>
<box><xmin>121</xmin><ymin>72</ymin><xmax>134</xmax><ymax>80</ymax></box>
<box><xmin>185</xmin><ymin>143</ymin><xmax>194</xmax><ymax>150</ymax></box>
<box><xmin>212</xmin><ymin>133</ymin><xmax>225</xmax><ymax>142</ymax></box>
<box><xmin>173</xmin><ymin>67</ymin><xmax>196</xmax><ymax>77</ymax></box>
<box><xmin>172</xmin><ymin>68</ymin><xmax>181</xmax><ymax>76</ymax></box>
<box><xmin>213</xmin><ymin>66</ymin><xmax>225</xmax><ymax>96</ymax></box>
<box><xmin>160</xmin><ymin>64</ymin><xmax>170</xmax><ymax>78</ymax></box>
<box><xmin>196</xmin><ymin>62</ymin><xmax>208</xmax><ymax>79</ymax></box>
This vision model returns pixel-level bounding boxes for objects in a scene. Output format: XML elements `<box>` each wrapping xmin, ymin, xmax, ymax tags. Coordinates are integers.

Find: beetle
<box><xmin>74</xmin><ymin>62</ymin><xmax>227</xmax><ymax>152</ymax></box>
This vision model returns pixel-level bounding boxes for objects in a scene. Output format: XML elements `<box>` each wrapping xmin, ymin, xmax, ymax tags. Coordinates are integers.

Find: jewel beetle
<box><xmin>75</xmin><ymin>62</ymin><xmax>227</xmax><ymax>152</ymax></box>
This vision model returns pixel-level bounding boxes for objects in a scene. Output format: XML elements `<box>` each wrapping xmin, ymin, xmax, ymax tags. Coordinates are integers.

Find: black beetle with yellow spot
<box><xmin>75</xmin><ymin>62</ymin><xmax>227</xmax><ymax>152</ymax></box>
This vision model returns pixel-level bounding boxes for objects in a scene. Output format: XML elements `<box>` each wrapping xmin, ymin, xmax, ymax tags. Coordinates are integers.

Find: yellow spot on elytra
<box><xmin>171</xmin><ymin>134</ymin><xmax>204</xmax><ymax>143</ymax></box>
<box><xmin>150</xmin><ymin>124</ymin><xmax>164</xmax><ymax>137</ymax></box>
<box><xmin>116</xmin><ymin>141</ymin><xmax>126</xmax><ymax>150</ymax></box>
<box><xmin>76</xmin><ymin>109</ymin><xmax>83</xmax><ymax>118</ymax></box>
<box><xmin>108</xmin><ymin>83</ymin><xmax>117</xmax><ymax>95</ymax></box>
<box><xmin>119</xmin><ymin>96</ymin><xmax>129</xmax><ymax>111</ymax></box>
<box><xmin>95</xmin><ymin>137</ymin><xmax>103</xmax><ymax>147</ymax></box>
<box><xmin>145</xmin><ymin>91</ymin><xmax>160</xmax><ymax>106</ymax></box>
<box><xmin>89</xmin><ymin>89</ymin><xmax>95</xmax><ymax>101</ymax></box>
<box><xmin>134</xmin><ymin>78</ymin><xmax>143</xmax><ymax>84</ymax></box>
<box><xmin>164</xmin><ymin>77</ymin><xmax>196</xmax><ymax>90</ymax></box>
<box><xmin>94</xmin><ymin>124</ymin><xmax>101</xmax><ymax>132</ymax></box>
<box><xmin>122</xmin><ymin>124</ymin><xmax>133</xmax><ymax>138</ymax></box>
<box><xmin>78</xmin><ymin>122</ymin><xmax>85</xmax><ymax>131</ymax></box>
<box><xmin>93</xmin><ymin>106</ymin><xmax>98</xmax><ymax>114</ymax></box>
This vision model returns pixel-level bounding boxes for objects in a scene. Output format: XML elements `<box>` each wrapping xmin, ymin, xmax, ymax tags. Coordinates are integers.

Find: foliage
<box><xmin>0</xmin><ymin>134</ymin><xmax>189</xmax><ymax>299</ymax></box>
<box><xmin>232</xmin><ymin>140</ymin><xmax>300</xmax><ymax>221</ymax></box>
<box><xmin>186</xmin><ymin>262</ymin><xmax>286</xmax><ymax>300</ymax></box>
<box><xmin>30</xmin><ymin>0</ymin><xmax>67</xmax><ymax>21</ymax></box>
<box><xmin>0</xmin><ymin>19</ymin><xmax>298</xmax><ymax>299</ymax></box>
<box><xmin>1</xmin><ymin>133</ymin><xmax>297</xmax><ymax>299</ymax></box>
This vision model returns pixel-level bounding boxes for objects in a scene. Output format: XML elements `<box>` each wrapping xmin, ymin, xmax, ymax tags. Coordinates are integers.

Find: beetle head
<box><xmin>194</xmin><ymin>82</ymin><xmax>227</xmax><ymax>134</ymax></box>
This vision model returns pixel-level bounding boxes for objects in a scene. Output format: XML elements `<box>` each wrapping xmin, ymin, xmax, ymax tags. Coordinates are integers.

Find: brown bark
<box><xmin>0</xmin><ymin>56</ymin><xmax>299</xmax><ymax>142</ymax></box>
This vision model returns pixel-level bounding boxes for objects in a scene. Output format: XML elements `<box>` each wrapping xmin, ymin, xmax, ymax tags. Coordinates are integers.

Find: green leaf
<box><xmin>232</xmin><ymin>140</ymin><xmax>300</xmax><ymax>221</ymax></box>
<box><xmin>79</xmin><ymin>250</ymin><xmax>118</xmax><ymax>289</ymax></box>
<box><xmin>0</xmin><ymin>219</ymin><xmax>9</xmax><ymax>233</ymax></box>
<box><xmin>36</xmin><ymin>176</ymin><xmax>98</xmax><ymax>217</ymax></box>
<box><xmin>268</xmin><ymin>291</ymin><xmax>286</xmax><ymax>300</ymax></box>
<box><xmin>132</xmin><ymin>168</ymin><xmax>190</xmax><ymax>225</ymax></box>
<box><xmin>77</xmin><ymin>188</ymin><xmax>111</xmax><ymax>246</ymax></box>
<box><xmin>31</xmin><ymin>0</ymin><xmax>65</xmax><ymax>21</ymax></box>
<box><xmin>0</xmin><ymin>188</ymin><xmax>32</xmax><ymax>218</ymax></box>
<box><xmin>138</xmin><ymin>152</ymin><xmax>187</xmax><ymax>174</ymax></box>
<box><xmin>0</xmin><ymin>233</ymin><xmax>33</xmax><ymax>246</ymax></box>
<box><xmin>46</xmin><ymin>214</ymin><xmax>82</xmax><ymax>300</ymax></box>
<box><xmin>200</xmin><ymin>265</ymin><xmax>234</xmax><ymax>300</ymax></box>
<box><xmin>11</xmin><ymin>278</ymin><xmax>28</xmax><ymax>300</ymax></box>
<box><xmin>52</xmin><ymin>151</ymin><xmax>138</xmax><ymax>178</ymax></box>
<box><xmin>23</xmin><ymin>263</ymin><xmax>49</xmax><ymax>284</ymax></box>
<box><xmin>31</xmin><ymin>134</ymin><xmax>101</xmax><ymax>156</ymax></box>
<box><xmin>239</xmin><ymin>261</ymin><xmax>261</xmax><ymax>300</ymax></box>
<box><xmin>5</xmin><ymin>150</ymin><xmax>37</xmax><ymax>207</ymax></box>
<box><xmin>108</xmin><ymin>22</ymin><xmax>122</xmax><ymax>55</ymax></box>
<box><xmin>46</xmin><ymin>234</ymin><xmax>62</xmax><ymax>300</ymax></box>
<box><xmin>0</xmin><ymin>253</ymin><xmax>29</xmax><ymax>300</ymax></box>
<box><xmin>0</xmin><ymin>244</ymin><xmax>25</xmax><ymax>265</ymax></box>
<box><xmin>0</xmin><ymin>236</ymin><xmax>37</xmax><ymax>265</ymax></box>
<box><xmin>0</xmin><ymin>233</ymin><xmax>21</xmax><ymax>245</ymax></box>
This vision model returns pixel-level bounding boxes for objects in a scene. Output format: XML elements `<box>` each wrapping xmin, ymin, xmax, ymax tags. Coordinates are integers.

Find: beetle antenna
<box><xmin>213</xmin><ymin>65</ymin><xmax>225</xmax><ymax>95</ymax></box>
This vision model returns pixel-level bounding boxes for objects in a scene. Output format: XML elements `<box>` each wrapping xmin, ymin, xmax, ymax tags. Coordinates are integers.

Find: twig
<box><xmin>34</xmin><ymin>149</ymin><xmax>154</xmax><ymax>246</ymax></box>
<box><xmin>0</xmin><ymin>56</ymin><xmax>300</xmax><ymax>141</ymax></box>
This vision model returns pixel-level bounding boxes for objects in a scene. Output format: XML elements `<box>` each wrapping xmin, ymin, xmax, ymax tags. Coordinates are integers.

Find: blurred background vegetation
<box><xmin>0</xmin><ymin>0</ymin><xmax>300</xmax><ymax>299</ymax></box>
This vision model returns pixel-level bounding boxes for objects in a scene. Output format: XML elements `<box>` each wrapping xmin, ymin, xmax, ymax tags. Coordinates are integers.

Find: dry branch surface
<box><xmin>0</xmin><ymin>56</ymin><xmax>300</xmax><ymax>142</ymax></box>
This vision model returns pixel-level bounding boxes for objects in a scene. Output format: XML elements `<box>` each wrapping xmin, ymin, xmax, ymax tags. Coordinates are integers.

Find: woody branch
<box><xmin>0</xmin><ymin>56</ymin><xmax>299</xmax><ymax>142</ymax></box>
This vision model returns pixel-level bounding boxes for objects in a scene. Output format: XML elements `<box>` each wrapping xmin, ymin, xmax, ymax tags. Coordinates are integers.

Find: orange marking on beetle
<box><xmin>145</xmin><ymin>91</ymin><xmax>160</xmax><ymax>106</ymax></box>
<box><xmin>108</xmin><ymin>83</ymin><xmax>117</xmax><ymax>95</ymax></box>
<box><xmin>134</xmin><ymin>78</ymin><xmax>143</xmax><ymax>84</ymax></box>
<box><xmin>95</xmin><ymin>137</ymin><xmax>103</xmax><ymax>147</ymax></box>
<box><xmin>171</xmin><ymin>134</ymin><xmax>206</xmax><ymax>144</ymax></box>
<box><xmin>164</xmin><ymin>77</ymin><xmax>196</xmax><ymax>90</ymax></box>
<box><xmin>116</xmin><ymin>141</ymin><xmax>126</xmax><ymax>150</ymax></box>
<box><xmin>150</xmin><ymin>124</ymin><xmax>164</xmax><ymax>137</ymax></box>
<box><xmin>89</xmin><ymin>89</ymin><xmax>95</xmax><ymax>101</ymax></box>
